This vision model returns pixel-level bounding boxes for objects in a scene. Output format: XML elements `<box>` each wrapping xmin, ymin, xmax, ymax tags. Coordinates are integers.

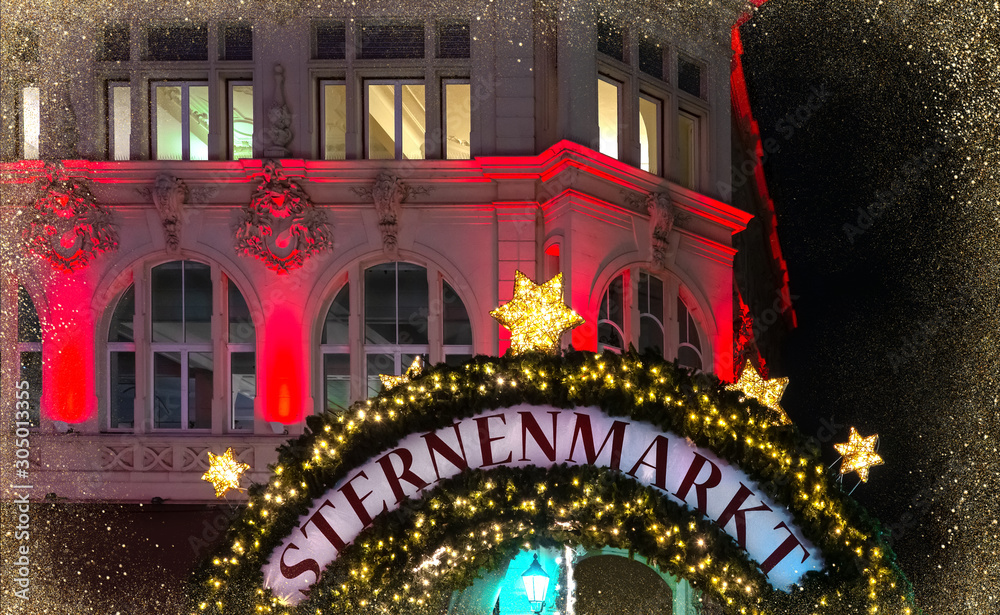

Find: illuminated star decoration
<box><xmin>726</xmin><ymin>362</ymin><xmax>791</xmax><ymax>424</ymax></box>
<box><xmin>490</xmin><ymin>270</ymin><xmax>584</xmax><ymax>355</ymax></box>
<box><xmin>380</xmin><ymin>355</ymin><xmax>424</xmax><ymax>390</ymax></box>
<box><xmin>201</xmin><ymin>448</ymin><xmax>250</xmax><ymax>498</ymax></box>
<box><xmin>834</xmin><ymin>427</ymin><xmax>884</xmax><ymax>483</ymax></box>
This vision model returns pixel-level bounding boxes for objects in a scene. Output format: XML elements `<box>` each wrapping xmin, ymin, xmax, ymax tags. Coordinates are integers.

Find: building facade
<box><xmin>1</xmin><ymin>0</ymin><xmax>789</xmax><ymax>518</ymax></box>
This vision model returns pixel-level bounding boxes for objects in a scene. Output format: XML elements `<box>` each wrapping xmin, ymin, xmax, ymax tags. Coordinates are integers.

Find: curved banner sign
<box><xmin>264</xmin><ymin>404</ymin><xmax>824</xmax><ymax>604</ymax></box>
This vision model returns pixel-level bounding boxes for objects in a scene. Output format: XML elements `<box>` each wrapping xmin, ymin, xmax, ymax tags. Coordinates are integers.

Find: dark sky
<box><xmin>740</xmin><ymin>1</ymin><xmax>999</xmax><ymax>613</ymax></box>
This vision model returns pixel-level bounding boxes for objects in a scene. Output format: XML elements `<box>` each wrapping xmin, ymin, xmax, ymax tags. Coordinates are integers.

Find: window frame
<box><xmin>677</xmin><ymin>107</ymin><xmax>703</xmax><ymax>191</ymax></box>
<box><xmin>319</xmin><ymin>78</ymin><xmax>348</xmax><ymax>161</ymax></box>
<box><xmin>637</xmin><ymin>90</ymin><xmax>663</xmax><ymax>176</ymax></box>
<box><xmin>441</xmin><ymin>77</ymin><xmax>471</xmax><ymax>160</ymax></box>
<box><xmin>364</xmin><ymin>78</ymin><xmax>426</xmax><ymax>160</ymax></box>
<box><xmin>21</xmin><ymin>85</ymin><xmax>41</xmax><ymax>160</ymax></box>
<box><xmin>228</xmin><ymin>79</ymin><xmax>254</xmax><ymax>160</ymax></box>
<box><xmin>108</xmin><ymin>80</ymin><xmax>132</xmax><ymax>161</ymax></box>
<box><xmin>596</xmin><ymin>73</ymin><xmax>623</xmax><ymax>160</ymax></box>
<box><xmin>150</xmin><ymin>80</ymin><xmax>210</xmax><ymax>161</ymax></box>
<box><xmin>16</xmin><ymin>286</ymin><xmax>43</xmax><ymax>428</ymax></box>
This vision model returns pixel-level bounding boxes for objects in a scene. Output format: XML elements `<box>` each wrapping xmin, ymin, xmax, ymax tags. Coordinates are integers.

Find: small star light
<box><xmin>202</xmin><ymin>448</ymin><xmax>250</xmax><ymax>498</ymax></box>
<box><xmin>380</xmin><ymin>355</ymin><xmax>424</xmax><ymax>390</ymax></box>
<box><xmin>490</xmin><ymin>270</ymin><xmax>584</xmax><ymax>355</ymax></box>
<box><xmin>834</xmin><ymin>427</ymin><xmax>884</xmax><ymax>483</ymax></box>
<box><xmin>726</xmin><ymin>362</ymin><xmax>791</xmax><ymax>424</ymax></box>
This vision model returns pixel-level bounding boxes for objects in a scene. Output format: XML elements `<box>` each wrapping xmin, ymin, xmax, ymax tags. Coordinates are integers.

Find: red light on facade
<box><xmin>263</xmin><ymin>307</ymin><xmax>304</xmax><ymax>424</ymax></box>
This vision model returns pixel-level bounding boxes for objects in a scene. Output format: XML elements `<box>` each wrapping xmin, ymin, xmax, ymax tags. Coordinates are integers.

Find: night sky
<box><xmin>740</xmin><ymin>1</ymin><xmax>999</xmax><ymax>613</ymax></box>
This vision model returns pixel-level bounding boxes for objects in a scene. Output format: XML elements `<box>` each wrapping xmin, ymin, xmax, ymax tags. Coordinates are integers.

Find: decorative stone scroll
<box><xmin>234</xmin><ymin>160</ymin><xmax>332</xmax><ymax>274</ymax></box>
<box><xmin>265</xmin><ymin>63</ymin><xmax>293</xmax><ymax>157</ymax></box>
<box><xmin>626</xmin><ymin>189</ymin><xmax>676</xmax><ymax>270</ymax></box>
<box><xmin>351</xmin><ymin>171</ymin><xmax>427</xmax><ymax>255</ymax></box>
<box><xmin>139</xmin><ymin>174</ymin><xmax>188</xmax><ymax>252</ymax></box>
<box><xmin>24</xmin><ymin>168</ymin><xmax>118</xmax><ymax>272</ymax></box>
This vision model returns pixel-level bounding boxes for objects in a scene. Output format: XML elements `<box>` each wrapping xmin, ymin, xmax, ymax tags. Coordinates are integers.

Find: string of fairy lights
<box><xmin>194</xmin><ymin>271</ymin><xmax>909</xmax><ymax>615</ymax></box>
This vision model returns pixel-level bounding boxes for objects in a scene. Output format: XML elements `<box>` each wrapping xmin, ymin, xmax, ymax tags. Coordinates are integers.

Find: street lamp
<box><xmin>521</xmin><ymin>553</ymin><xmax>550</xmax><ymax>613</ymax></box>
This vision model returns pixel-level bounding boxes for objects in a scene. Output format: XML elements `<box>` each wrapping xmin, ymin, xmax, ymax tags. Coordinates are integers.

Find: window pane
<box><xmin>22</xmin><ymin>86</ymin><xmax>40</xmax><ymax>160</ymax></box>
<box><xmin>184</xmin><ymin>261</ymin><xmax>213</xmax><ymax>344</ymax></box>
<box><xmin>155</xmin><ymin>85</ymin><xmax>183</xmax><ymax>160</ymax></box>
<box><xmin>19</xmin><ymin>351</ymin><xmax>42</xmax><ymax>427</ymax></box>
<box><xmin>109</xmin><ymin>285</ymin><xmax>135</xmax><ymax>343</ymax></box>
<box><xmin>678</xmin><ymin>58</ymin><xmax>702</xmax><ymax>97</ymax></box>
<box><xmin>597</xmin><ymin>77</ymin><xmax>619</xmax><ymax>159</ymax></box>
<box><xmin>437</xmin><ymin>22</ymin><xmax>470</xmax><ymax>58</ymax></box>
<box><xmin>109</xmin><ymin>351</ymin><xmax>135</xmax><ymax>429</ymax></box>
<box><xmin>111</xmin><ymin>85</ymin><xmax>131</xmax><ymax>161</ymax></box>
<box><xmin>598</xmin><ymin>323</ymin><xmax>623</xmax><ymax>353</ymax></box>
<box><xmin>367</xmin><ymin>353</ymin><xmax>395</xmax><ymax>398</ymax></box>
<box><xmin>322</xmin><ymin>284</ymin><xmax>350</xmax><ymax>345</ymax></box>
<box><xmin>678</xmin><ymin>346</ymin><xmax>702</xmax><ymax>371</ymax></box>
<box><xmin>231</xmin><ymin>84</ymin><xmax>253</xmax><ymax>160</ymax></box>
<box><xmin>222</xmin><ymin>24</ymin><xmax>253</xmax><ymax>61</ymax></box>
<box><xmin>153</xmin><ymin>352</ymin><xmax>182</xmax><ymax>429</ymax></box>
<box><xmin>365</xmin><ymin>264</ymin><xmax>397</xmax><ymax>344</ymax></box>
<box><xmin>443</xmin><ymin>281</ymin><xmax>472</xmax><ymax>345</ymax></box>
<box><xmin>228</xmin><ymin>280</ymin><xmax>254</xmax><ymax>344</ymax></box>
<box><xmin>638</xmin><ymin>38</ymin><xmax>663</xmax><ymax>80</ymax></box>
<box><xmin>401</xmin><ymin>84</ymin><xmax>425</xmax><ymax>160</ymax></box>
<box><xmin>639</xmin><ymin>95</ymin><xmax>659</xmax><ymax>175</ymax></box>
<box><xmin>597</xmin><ymin>17</ymin><xmax>623</xmax><ymax>60</ymax></box>
<box><xmin>189</xmin><ymin>85</ymin><xmax>210</xmax><ymax>161</ymax></box>
<box><xmin>231</xmin><ymin>352</ymin><xmax>255</xmax><ymax>430</ymax></box>
<box><xmin>638</xmin><ymin>316</ymin><xmax>663</xmax><ymax>356</ymax></box>
<box><xmin>601</xmin><ymin>275</ymin><xmax>624</xmax><ymax>330</ymax></box>
<box><xmin>151</xmin><ymin>262</ymin><xmax>183</xmax><ymax>342</ymax></box>
<box><xmin>445</xmin><ymin>354</ymin><xmax>472</xmax><ymax>368</ymax></box>
<box><xmin>323</xmin><ymin>83</ymin><xmax>347</xmax><ymax>160</ymax></box>
<box><xmin>357</xmin><ymin>23</ymin><xmax>425</xmax><ymax>59</ymax></box>
<box><xmin>146</xmin><ymin>25</ymin><xmax>208</xmax><ymax>61</ymax></box>
<box><xmin>368</xmin><ymin>83</ymin><xmax>395</xmax><ymax>160</ymax></box>
<box><xmin>640</xmin><ymin>273</ymin><xmax>663</xmax><ymax>320</ymax></box>
<box><xmin>189</xmin><ymin>352</ymin><xmax>213</xmax><ymax>429</ymax></box>
<box><xmin>444</xmin><ymin>82</ymin><xmax>471</xmax><ymax>159</ymax></box>
<box><xmin>315</xmin><ymin>22</ymin><xmax>346</xmax><ymax>59</ymax></box>
<box><xmin>397</xmin><ymin>263</ymin><xmax>428</xmax><ymax>344</ymax></box>
<box><xmin>17</xmin><ymin>286</ymin><xmax>41</xmax><ymax>344</ymax></box>
<box><xmin>323</xmin><ymin>353</ymin><xmax>350</xmax><ymax>412</ymax></box>
<box><xmin>678</xmin><ymin>112</ymin><xmax>698</xmax><ymax>189</ymax></box>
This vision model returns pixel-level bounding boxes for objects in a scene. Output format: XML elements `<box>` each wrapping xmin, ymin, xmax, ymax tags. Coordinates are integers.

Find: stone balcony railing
<box><xmin>21</xmin><ymin>432</ymin><xmax>284</xmax><ymax>503</ymax></box>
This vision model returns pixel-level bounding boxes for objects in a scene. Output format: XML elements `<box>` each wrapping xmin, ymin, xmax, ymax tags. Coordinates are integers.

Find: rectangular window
<box><xmin>146</xmin><ymin>24</ymin><xmax>208</xmax><ymax>61</ymax></box>
<box><xmin>597</xmin><ymin>76</ymin><xmax>620</xmax><ymax>159</ymax></box>
<box><xmin>152</xmin><ymin>82</ymin><xmax>209</xmax><ymax>160</ymax></box>
<box><xmin>109</xmin><ymin>82</ymin><xmax>131</xmax><ymax>161</ymax></box>
<box><xmin>321</xmin><ymin>81</ymin><xmax>347</xmax><ymax>160</ymax></box>
<box><xmin>221</xmin><ymin>23</ymin><xmax>253</xmax><ymax>61</ymax></box>
<box><xmin>678</xmin><ymin>110</ymin><xmax>700</xmax><ymax>190</ymax></box>
<box><xmin>358</xmin><ymin>22</ymin><xmax>425</xmax><ymax>59</ymax></box>
<box><xmin>315</xmin><ymin>22</ymin><xmax>347</xmax><ymax>59</ymax></box>
<box><xmin>230</xmin><ymin>81</ymin><xmax>253</xmax><ymax>160</ymax></box>
<box><xmin>678</xmin><ymin>57</ymin><xmax>703</xmax><ymax>98</ymax></box>
<box><xmin>638</xmin><ymin>38</ymin><xmax>664</xmax><ymax>81</ymax></box>
<box><xmin>638</xmin><ymin>93</ymin><xmax>660</xmax><ymax>175</ymax></box>
<box><xmin>100</xmin><ymin>24</ymin><xmax>130</xmax><ymax>62</ymax></box>
<box><xmin>366</xmin><ymin>80</ymin><xmax>425</xmax><ymax>160</ymax></box>
<box><xmin>231</xmin><ymin>352</ymin><xmax>255</xmax><ymax>430</ymax></box>
<box><xmin>437</xmin><ymin>21</ymin><xmax>471</xmax><ymax>58</ymax></box>
<box><xmin>10</xmin><ymin>27</ymin><xmax>39</xmax><ymax>62</ymax></box>
<box><xmin>597</xmin><ymin>17</ymin><xmax>624</xmax><ymax>61</ymax></box>
<box><xmin>443</xmin><ymin>80</ymin><xmax>471</xmax><ymax>159</ymax></box>
<box><xmin>22</xmin><ymin>86</ymin><xmax>40</xmax><ymax>160</ymax></box>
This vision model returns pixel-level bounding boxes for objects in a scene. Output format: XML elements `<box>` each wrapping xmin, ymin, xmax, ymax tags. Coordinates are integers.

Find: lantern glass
<box><xmin>521</xmin><ymin>554</ymin><xmax>550</xmax><ymax>612</ymax></box>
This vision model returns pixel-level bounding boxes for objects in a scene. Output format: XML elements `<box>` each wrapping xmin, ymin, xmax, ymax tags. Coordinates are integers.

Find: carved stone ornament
<box><xmin>351</xmin><ymin>171</ymin><xmax>427</xmax><ymax>255</ymax></box>
<box><xmin>646</xmin><ymin>190</ymin><xmax>675</xmax><ymax>270</ymax></box>
<box><xmin>234</xmin><ymin>160</ymin><xmax>332</xmax><ymax>274</ymax></box>
<box><xmin>265</xmin><ymin>63</ymin><xmax>293</xmax><ymax>157</ymax></box>
<box><xmin>139</xmin><ymin>174</ymin><xmax>187</xmax><ymax>252</ymax></box>
<box><xmin>24</xmin><ymin>168</ymin><xmax>118</xmax><ymax>272</ymax></box>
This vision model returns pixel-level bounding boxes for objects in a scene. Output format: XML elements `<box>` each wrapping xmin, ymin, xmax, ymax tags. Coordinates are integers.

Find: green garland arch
<box><xmin>186</xmin><ymin>351</ymin><xmax>920</xmax><ymax>615</ymax></box>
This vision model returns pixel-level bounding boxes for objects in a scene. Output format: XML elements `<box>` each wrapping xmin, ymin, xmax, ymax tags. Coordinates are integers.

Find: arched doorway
<box><xmin>574</xmin><ymin>555</ymin><xmax>673</xmax><ymax>615</ymax></box>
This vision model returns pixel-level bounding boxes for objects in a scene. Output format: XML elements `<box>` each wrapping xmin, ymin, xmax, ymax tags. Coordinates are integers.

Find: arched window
<box><xmin>17</xmin><ymin>287</ymin><xmax>42</xmax><ymax>426</ymax></box>
<box><xmin>106</xmin><ymin>260</ymin><xmax>256</xmax><ymax>432</ymax></box>
<box><xmin>598</xmin><ymin>274</ymin><xmax>625</xmax><ymax>354</ymax></box>
<box><xmin>320</xmin><ymin>261</ymin><xmax>474</xmax><ymax>411</ymax></box>
<box><xmin>597</xmin><ymin>268</ymin><xmax>707</xmax><ymax>371</ymax></box>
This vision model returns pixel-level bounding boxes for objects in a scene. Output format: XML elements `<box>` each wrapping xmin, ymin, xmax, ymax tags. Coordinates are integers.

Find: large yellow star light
<box><xmin>380</xmin><ymin>355</ymin><xmax>424</xmax><ymax>390</ymax></box>
<box><xmin>490</xmin><ymin>271</ymin><xmax>584</xmax><ymax>355</ymax></box>
<box><xmin>201</xmin><ymin>448</ymin><xmax>250</xmax><ymax>498</ymax></box>
<box><xmin>726</xmin><ymin>362</ymin><xmax>791</xmax><ymax>424</ymax></box>
<box><xmin>834</xmin><ymin>427</ymin><xmax>884</xmax><ymax>483</ymax></box>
